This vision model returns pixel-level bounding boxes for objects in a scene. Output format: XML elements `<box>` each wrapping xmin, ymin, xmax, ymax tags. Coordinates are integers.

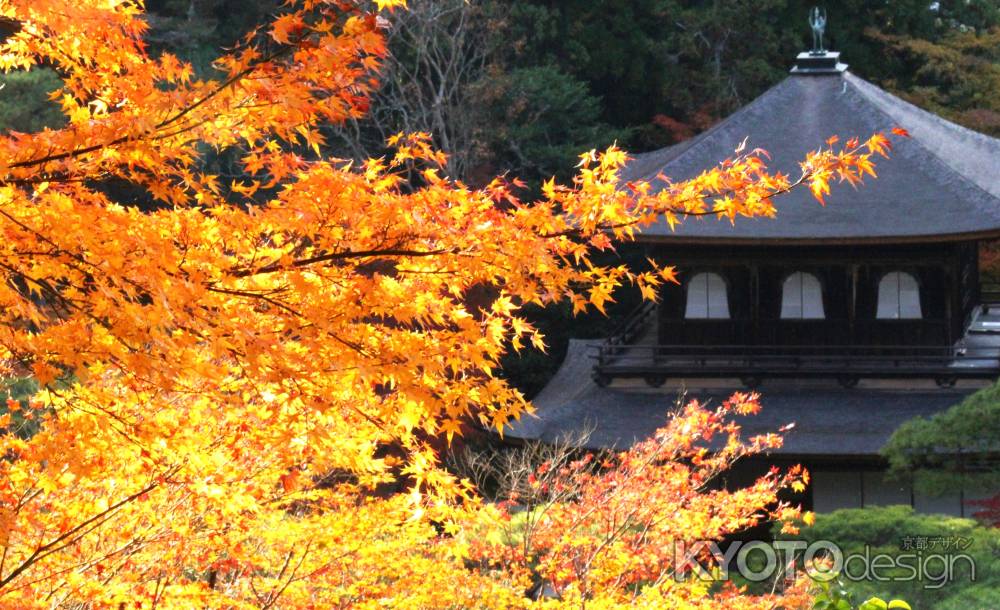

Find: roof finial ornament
<box><xmin>809</xmin><ymin>7</ymin><xmax>827</xmax><ymax>55</ymax></box>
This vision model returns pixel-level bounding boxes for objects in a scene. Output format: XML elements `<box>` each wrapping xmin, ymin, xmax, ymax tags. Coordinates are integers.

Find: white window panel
<box><xmin>877</xmin><ymin>271</ymin><xmax>922</xmax><ymax>319</ymax></box>
<box><xmin>685</xmin><ymin>272</ymin><xmax>730</xmax><ymax>319</ymax></box>
<box><xmin>781</xmin><ymin>272</ymin><xmax>825</xmax><ymax>319</ymax></box>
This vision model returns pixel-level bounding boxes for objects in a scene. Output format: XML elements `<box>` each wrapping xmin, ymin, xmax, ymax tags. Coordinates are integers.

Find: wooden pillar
<box><xmin>849</xmin><ymin>264</ymin><xmax>858</xmax><ymax>344</ymax></box>
<box><xmin>972</xmin><ymin>241</ymin><xmax>981</xmax><ymax>309</ymax></box>
<box><xmin>945</xmin><ymin>265</ymin><xmax>954</xmax><ymax>344</ymax></box>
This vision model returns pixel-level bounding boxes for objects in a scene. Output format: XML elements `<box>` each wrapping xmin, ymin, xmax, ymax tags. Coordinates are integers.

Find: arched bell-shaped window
<box><xmin>877</xmin><ymin>272</ymin><xmax>922</xmax><ymax>319</ymax></box>
<box><xmin>781</xmin><ymin>272</ymin><xmax>825</xmax><ymax>319</ymax></box>
<box><xmin>685</xmin><ymin>272</ymin><xmax>730</xmax><ymax>319</ymax></box>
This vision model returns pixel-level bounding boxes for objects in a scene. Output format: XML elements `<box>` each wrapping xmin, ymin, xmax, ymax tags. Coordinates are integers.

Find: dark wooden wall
<box><xmin>651</xmin><ymin>241</ymin><xmax>978</xmax><ymax>348</ymax></box>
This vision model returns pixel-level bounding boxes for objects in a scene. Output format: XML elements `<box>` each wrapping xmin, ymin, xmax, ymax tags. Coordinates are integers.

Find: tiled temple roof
<box><xmin>505</xmin><ymin>341</ymin><xmax>976</xmax><ymax>456</ymax></box>
<box><xmin>624</xmin><ymin>69</ymin><xmax>1000</xmax><ymax>244</ymax></box>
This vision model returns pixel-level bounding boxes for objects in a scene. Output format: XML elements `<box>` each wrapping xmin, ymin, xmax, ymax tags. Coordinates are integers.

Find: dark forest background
<box><xmin>4</xmin><ymin>0</ymin><xmax>1000</xmax><ymax>396</ymax></box>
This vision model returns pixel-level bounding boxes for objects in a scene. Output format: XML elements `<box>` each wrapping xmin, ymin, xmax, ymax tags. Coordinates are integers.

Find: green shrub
<box><xmin>0</xmin><ymin>68</ymin><xmax>65</xmax><ymax>133</ymax></box>
<box><xmin>882</xmin><ymin>381</ymin><xmax>1000</xmax><ymax>495</ymax></box>
<box><xmin>810</xmin><ymin>578</ymin><xmax>913</xmax><ymax>610</ymax></box>
<box><xmin>933</xmin><ymin>583</ymin><xmax>1000</xmax><ymax>610</ymax></box>
<box><xmin>777</xmin><ymin>506</ymin><xmax>1000</xmax><ymax>609</ymax></box>
<box><xmin>1</xmin><ymin>377</ymin><xmax>40</xmax><ymax>438</ymax></box>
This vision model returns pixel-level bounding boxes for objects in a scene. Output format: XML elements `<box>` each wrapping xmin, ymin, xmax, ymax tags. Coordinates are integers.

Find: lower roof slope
<box><xmin>505</xmin><ymin>340</ymin><xmax>974</xmax><ymax>456</ymax></box>
<box><xmin>624</xmin><ymin>72</ymin><xmax>1000</xmax><ymax>244</ymax></box>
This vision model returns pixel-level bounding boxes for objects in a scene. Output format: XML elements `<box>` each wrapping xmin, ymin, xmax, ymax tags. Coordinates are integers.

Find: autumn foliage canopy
<box><xmin>0</xmin><ymin>0</ymin><xmax>900</xmax><ymax>607</ymax></box>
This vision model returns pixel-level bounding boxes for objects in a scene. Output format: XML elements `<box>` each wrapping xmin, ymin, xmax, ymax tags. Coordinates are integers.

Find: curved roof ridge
<box><xmin>504</xmin><ymin>339</ymin><xmax>599</xmax><ymax>442</ymax></box>
<box><xmin>844</xmin><ymin>72</ymin><xmax>1000</xmax><ymax>200</ymax></box>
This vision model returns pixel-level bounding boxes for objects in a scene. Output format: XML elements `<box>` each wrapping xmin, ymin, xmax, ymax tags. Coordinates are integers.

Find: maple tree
<box><xmin>0</xmin><ymin>0</ymin><xmax>901</xmax><ymax>607</ymax></box>
<box><xmin>462</xmin><ymin>393</ymin><xmax>813</xmax><ymax>606</ymax></box>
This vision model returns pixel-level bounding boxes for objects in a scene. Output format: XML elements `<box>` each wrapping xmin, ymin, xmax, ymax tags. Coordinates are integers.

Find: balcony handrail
<box><xmin>590</xmin><ymin>342</ymin><xmax>1000</xmax><ymax>371</ymax></box>
<box><xmin>588</xmin><ymin>341</ymin><xmax>1000</xmax><ymax>386</ymax></box>
<box><xmin>593</xmin><ymin>343</ymin><xmax>988</xmax><ymax>354</ymax></box>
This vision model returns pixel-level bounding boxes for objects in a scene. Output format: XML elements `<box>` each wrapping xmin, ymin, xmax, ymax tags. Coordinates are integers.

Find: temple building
<box><xmin>507</xmin><ymin>39</ymin><xmax>1000</xmax><ymax>515</ymax></box>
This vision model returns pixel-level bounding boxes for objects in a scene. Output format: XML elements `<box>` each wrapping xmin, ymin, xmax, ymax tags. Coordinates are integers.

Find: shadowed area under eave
<box><xmin>623</xmin><ymin>71</ymin><xmax>1000</xmax><ymax>244</ymax></box>
<box><xmin>504</xmin><ymin>340</ymin><xmax>975</xmax><ymax>457</ymax></box>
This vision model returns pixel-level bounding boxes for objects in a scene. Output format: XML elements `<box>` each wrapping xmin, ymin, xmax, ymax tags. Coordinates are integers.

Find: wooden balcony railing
<box><xmin>656</xmin><ymin>318</ymin><xmax>955</xmax><ymax>348</ymax></box>
<box><xmin>589</xmin><ymin>342</ymin><xmax>1000</xmax><ymax>388</ymax></box>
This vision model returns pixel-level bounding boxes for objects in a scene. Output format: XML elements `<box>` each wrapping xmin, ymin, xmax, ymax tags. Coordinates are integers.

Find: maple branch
<box><xmin>536</xmin><ymin>153</ymin><xmax>855</xmax><ymax>240</ymax></box>
<box><xmin>155</xmin><ymin>44</ymin><xmax>294</xmax><ymax>133</ymax></box>
<box><xmin>2</xmin><ymin>41</ymin><xmax>295</xmax><ymax>177</ymax></box>
<box><xmin>0</xmin><ymin>468</ymin><xmax>177</xmax><ymax>591</ymax></box>
<box><xmin>203</xmin><ymin>285</ymin><xmax>374</xmax><ymax>360</ymax></box>
<box><xmin>228</xmin><ymin>247</ymin><xmax>454</xmax><ymax>278</ymax></box>
<box><xmin>0</xmin><ymin>16</ymin><xmax>20</xmax><ymax>43</ymax></box>
<box><xmin>259</xmin><ymin>543</ymin><xmax>311</xmax><ymax>610</ymax></box>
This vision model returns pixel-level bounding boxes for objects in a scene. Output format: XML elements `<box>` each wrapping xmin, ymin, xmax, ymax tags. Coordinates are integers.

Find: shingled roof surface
<box><xmin>504</xmin><ymin>341</ymin><xmax>975</xmax><ymax>456</ymax></box>
<box><xmin>624</xmin><ymin>71</ymin><xmax>1000</xmax><ymax>244</ymax></box>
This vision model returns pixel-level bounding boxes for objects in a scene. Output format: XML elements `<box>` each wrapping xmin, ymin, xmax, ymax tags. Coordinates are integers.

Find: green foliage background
<box><xmin>0</xmin><ymin>69</ymin><xmax>64</xmax><ymax>133</ymax></box>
